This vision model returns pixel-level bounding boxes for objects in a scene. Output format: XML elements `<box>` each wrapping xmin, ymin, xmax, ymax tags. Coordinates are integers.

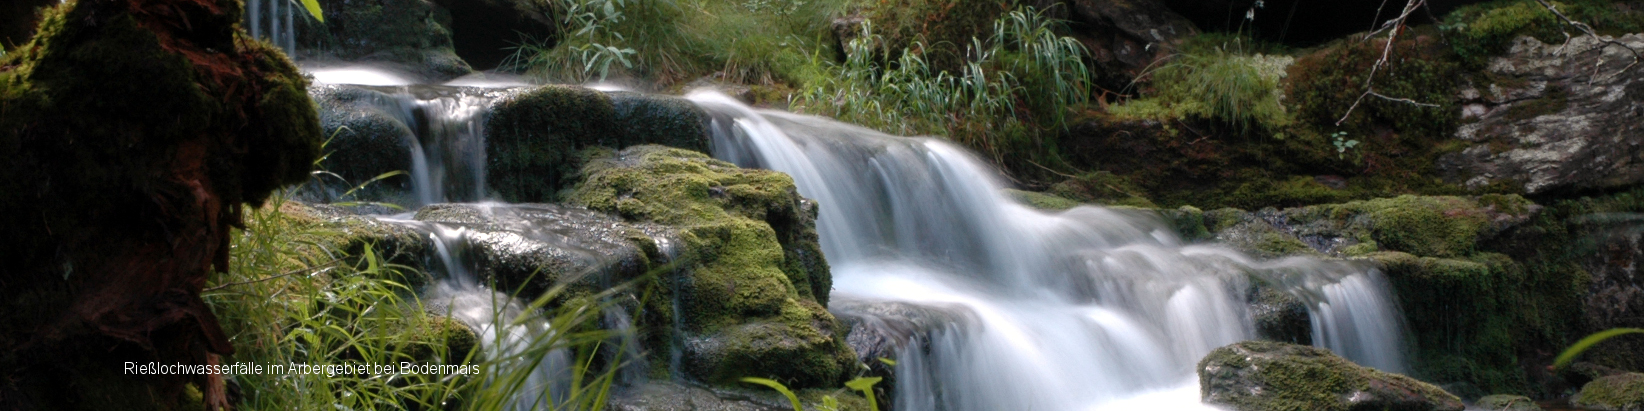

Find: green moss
<box><xmin>1443</xmin><ymin>0</ymin><xmax>1644</xmax><ymax>69</ymax></box>
<box><xmin>1576</xmin><ymin>373</ymin><xmax>1644</xmax><ymax>410</ymax></box>
<box><xmin>1199</xmin><ymin>340</ymin><xmax>1461</xmax><ymax>411</ymax></box>
<box><xmin>1048</xmin><ymin>171</ymin><xmax>1158</xmax><ymax>208</ymax></box>
<box><xmin>1005</xmin><ymin>189</ymin><xmax>1083</xmax><ymax>210</ymax></box>
<box><xmin>1364</xmin><ymin>196</ymin><xmax>1490</xmax><ymax>258</ymax></box>
<box><xmin>569</xmin><ymin>146</ymin><xmax>851</xmax><ymax>388</ymax></box>
<box><xmin>486</xmin><ymin>86</ymin><xmax>712</xmax><ymax>203</ymax></box>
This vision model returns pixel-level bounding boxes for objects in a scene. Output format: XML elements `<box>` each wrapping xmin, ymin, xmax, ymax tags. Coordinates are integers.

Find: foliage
<box><xmin>507</xmin><ymin>0</ymin><xmax>845</xmax><ymax>86</ymax></box>
<box><xmin>742</xmin><ymin>375</ymin><xmax>883</xmax><ymax>411</ymax></box>
<box><xmin>1114</xmin><ymin>35</ymin><xmax>1294</xmax><ymax>133</ymax></box>
<box><xmin>210</xmin><ymin>149</ymin><xmax>626</xmax><ymax>409</ymax></box>
<box><xmin>791</xmin><ymin>7</ymin><xmax>1090</xmax><ymax>171</ymax></box>
<box><xmin>1553</xmin><ymin>328</ymin><xmax>1644</xmax><ymax>369</ymax></box>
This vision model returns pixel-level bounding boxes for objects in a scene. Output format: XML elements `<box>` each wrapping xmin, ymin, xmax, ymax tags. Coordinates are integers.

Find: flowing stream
<box><xmin>689</xmin><ymin>90</ymin><xmax>1409</xmax><ymax>410</ymax></box>
<box><xmin>307</xmin><ymin>74</ymin><xmax>1412</xmax><ymax>410</ymax></box>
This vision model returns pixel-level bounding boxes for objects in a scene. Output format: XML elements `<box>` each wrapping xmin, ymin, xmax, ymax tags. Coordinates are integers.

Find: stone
<box><xmin>569</xmin><ymin>146</ymin><xmax>854</xmax><ymax>388</ymax></box>
<box><xmin>1475</xmin><ymin>394</ymin><xmax>1542</xmax><ymax>411</ymax></box>
<box><xmin>1198</xmin><ymin>340</ymin><xmax>1465</xmax><ymax>411</ymax></box>
<box><xmin>1066</xmin><ymin>0</ymin><xmax>1200</xmax><ymax>85</ymax></box>
<box><xmin>1576</xmin><ymin>373</ymin><xmax>1644</xmax><ymax>411</ymax></box>
<box><xmin>1438</xmin><ymin>34</ymin><xmax>1644</xmax><ymax>195</ymax></box>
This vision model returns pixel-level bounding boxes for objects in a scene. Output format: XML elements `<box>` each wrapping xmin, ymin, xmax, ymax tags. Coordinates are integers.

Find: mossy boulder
<box><xmin>1199</xmin><ymin>340</ymin><xmax>1464</xmax><ymax>411</ymax></box>
<box><xmin>1577</xmin><ymin>373</ymin><xmax>1644</xmax><ymax>411</ymax></box>
<box><xmin>1475</xmin><ymin>394</ymin><xmax>1541</xmax><ymax>411</ymax></box>
<box><xmin>296</xmin><ymin>0</ymin><xmax>472</xmax><ymax>79</ymax></box>
<box><xmin>0</xmin><ymin>0</ymin><xmax>322</xmax><ymax>407</ymax></box>
<box><xmin>307</xmin><ymin>84</ymin><xmax>418</xmax><ymax>200</ymax></box>
<box><xmin>485</xmin><ymin>86</ymin><xmax>710</xmax><ymax>203</ymax></box>
<box><xmin>568</xmin><ymin>145</ymin><xmax>851</xmax><ymax>388</ymax></box>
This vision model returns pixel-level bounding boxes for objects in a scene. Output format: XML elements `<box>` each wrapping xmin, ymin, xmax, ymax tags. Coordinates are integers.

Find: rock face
<box><xmin>1577</xmin><ymin>373</ymin><xmax>1644</xmax><ymax>411</ymax></box>
<box><xmin>1199</xmin><ymin>340</ymin><xmax>1465</xmax><ymax>411</ymax></box>
<box><xmin>0</xmin><ymin>0</ymin><xmax>322</xmax><ymax>408</ymax></box>
<box><xmin>1440</xmin><ymin>34</ymin><xmax>1644</xmax><ymax>195</ymax></box>
<box><xmin>486</xmin><ymin>86</ymin><xmax>711</xmax><ymax>203</ymax></box>
<box><xmin>296</xmin><ymin>0</ymin><xmax>472</xmax><ymax>79</ymax></box>
<box><xmin>570</xmin><ymin>145</ymin><xmax>853</xmax><ymax>388</ymax></box>
<box><xmin>1062</xmin><ymin>0</ymin><xmax>1200</xmax><ymax>86</ymax></box>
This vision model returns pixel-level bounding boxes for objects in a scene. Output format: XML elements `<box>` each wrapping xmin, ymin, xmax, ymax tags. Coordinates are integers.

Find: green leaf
<box><xmin>739</xmin><ymin>377</ymin><xmax>802</xmax><ymax>411</ymax></box>
<box><xmin>845</xmin><ymin>377</ymin><xmax>883</xmax><ymax>411</ymax></box>
<box><xmin>299</xmin><ymin>0</ymin><xmax>324</xmax><ymax>23</ymax></box>
<box><xmin>877</xmin><ymin>357</ymin><xmax>897</xmax><ymax>366</ymax></box>
<box><xmin>1554</xmin><ymin>328</ymin><xmax>1644</xmax><ymax>369</ymax></box>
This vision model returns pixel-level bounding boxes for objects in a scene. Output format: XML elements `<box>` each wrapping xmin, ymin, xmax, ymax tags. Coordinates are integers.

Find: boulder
<box><xmin>295</xmin><ymin>0</ymin><xmax>472</xmax><ymax>79</ymax></box>
<box><xmin>1576</xmin><ymin>373</ymin><xmax>1644</xmax><ymax>411</ymax></box>
<box><xmin>410</xmin><ymin>202</ymin><xmax>676</xmax><ymax>297</ymax></box>
<box><xmin>1476</xmin><ymin>394</ymin><xmax>1542</xmax><ymax>411</ymax></box>
<box><xmin>1198</xmin><ymin>340</ymin><xmax>1465</xmax><ymax>411</ymax></box>
<box><xmin>830</xmin><ymin>297</ymin><xmax>974</xmax><ymax>397</ymax></box>
<box><xmin>1439</xmin><ymin>34</ymin><xmax>1644</xmax><ymax>195</ymax></box>
<box><xmin>1247</xmin><ymin>284</ymin><xmax>1312</xmax><ymax>345</ymax></box>
<box><xmin>307</xmin><ymin>84</ymin><xmax>418</xmax><ymax>201</ymax></box>
<box><xmin>485</xmin><ymin>86</ymin><xmax>711</xmax><ymax>203</ymax></box>
<box><xmin>569</xmin><ymin>146</ymin><xmax>853</xmax><ymax>389</ymax></box>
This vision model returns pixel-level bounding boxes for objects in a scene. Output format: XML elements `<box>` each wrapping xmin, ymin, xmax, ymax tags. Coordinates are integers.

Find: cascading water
<box><xmin>303</xmin><ymin>70</ymin><xmax>1413</xmax><ymax>409</ymax></box>
<box><xmin>244</xmin><ymin>0</ymin><xmax>298</xmax><ymax>54</ymax></box>
<box><xmin>688</xmin><ymin>90</ymin><xmax>1411</xmax><ymax>410</ymax></box>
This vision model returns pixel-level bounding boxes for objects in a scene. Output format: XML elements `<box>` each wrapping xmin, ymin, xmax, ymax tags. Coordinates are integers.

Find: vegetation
<box><xmin>1111</xmin><ymin>35</ymin><xmax>1294</xmax><ymax>134</ymax></box>
<box><xmin>1443</xmin><ymin>0</ymin><xmax>1644</xmax><ymax>69</ymax></box>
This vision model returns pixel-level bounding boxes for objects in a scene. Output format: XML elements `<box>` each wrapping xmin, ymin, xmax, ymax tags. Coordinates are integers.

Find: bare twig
<box><xmin>1336</xmin><ymin>0</ymin><xmax>1440</xmax><ymax>126</ymax></box>
<box><xmin>1533</xmin><ymin>0</ymin><xmax>1641</xmax><ymax>75</ymax></box>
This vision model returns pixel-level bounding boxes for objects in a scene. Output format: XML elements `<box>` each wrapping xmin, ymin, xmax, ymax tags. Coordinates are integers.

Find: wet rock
<box><xmin>1476</xmin><ymin>394</ymin><xmax>1542</xmax><ymax>411</ymax></box>
<box><xmin>830</xmin><ymin>297</ymin><xmax>974</xmax><ymax>395</ymax></box>
<box><xmin>1438</xmin><ymin>34</ymin><xmax>1644</xmax><ymax>195</ymax></box>
<box><xmin>296</xmin><ymin>0</ymin><xmax>471</xmax><ymax>79</ymax></box>
<box><xmin>410</xmin><ymin>202</ymin><xmax>675</xmax><ymax>297</ymax></box>
<box><xmin>1573</xmin><ymin>215</ymin><xmax>1644</xmax><ymax>372</ymax></box>
<box><xmin>1576</xmin><ymin>372</ymin><xmax>1644</xmax><ymax>411</ymax></box>
<box><xmin>1199</xmin><ymin>340</ymin><xmax>1464</xmax><ymax>411</ymax></box>
<box><xmin>607</xmin><ymin>380</ymin><xmax>791</xmax><ymax>411</ymax></box>
<box><xmin>570</xmin><ymin>146</ymin><xmax>853</xmax><ymax>389</ymax></box>
<box><xmin>1248</xmin><ymin>284</ymin><xmax>1312</xmax><ymax>345</ymax></box>
<box><xmin>307</xmin><ymin>84</ymin><xmax>418</xmax><ymax>200</ymax></box>
<box><xmin>1191</xmin><ymin>195</ymin><xmax>1538</xmax><ymax>259</ymax></box>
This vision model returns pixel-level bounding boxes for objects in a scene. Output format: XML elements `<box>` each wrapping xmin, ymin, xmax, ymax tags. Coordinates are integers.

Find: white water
<box><xmin>244</xmin><ymin>0</ymin><xmax>297</xmax><ymax>54</ymax></box>
<box><xmin>688</xmin><ymin>90</ymin><xmax>1410</xmax><ymax>410</ymax></box>
<box><xmin>388</xmin><ymin>218</ymin><xmax>573</xmax><ymax>410</ymax></box>
<box><xmin>305</xmin><ymin>80</ymin><xmax>1414</xmax><ymax>409</ymax></box>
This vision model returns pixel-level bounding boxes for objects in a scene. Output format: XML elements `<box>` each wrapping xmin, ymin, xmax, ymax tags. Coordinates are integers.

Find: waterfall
<box><xmin>243</xmin><ymin>0</ymin><xmax>297</xmax><ymax>55</ymax></box>
<box><xmin>387</xmin><ymin>218</ymin><xmax>573</xmax><ymax>410</ymax></box>
<box><xmin>687</xmin><ymin>90</ymin><xmax>1411</xmax><ymax>410</ymax></box>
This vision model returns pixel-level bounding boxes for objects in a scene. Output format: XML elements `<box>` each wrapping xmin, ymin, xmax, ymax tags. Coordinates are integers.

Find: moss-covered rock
<box><xmin>1199</xmin><ymin>340</ymin><xmax>1465</xmax><ymax>411</ymax></box>
<box><xmin>1577</xmin><ymin>373</ymin><xmax>1644</xmax><ymax>411</ymax></box>
<box><xmin>485</xmin><ymin>86</ymin><xmax>711</xmax><ymax>203</ymax></box>
<box><xmin>1476</xmin><ymin>394</ymin><xmax>1542</xmax><ymax>411</ymax></box>
<box><xmin>0</xmin><ymin>0</ymin><xmax>322</xmax><ymax>407</ymax></box>
<box><xmin>569</xmin><ymin>145</ymin><xmax>851</xmax><ymax>388</ymax></box>
<box><xmin>1048</xmin><ymin>171</ymin><xmax>1159</xmax><ymax>208</ymax></box>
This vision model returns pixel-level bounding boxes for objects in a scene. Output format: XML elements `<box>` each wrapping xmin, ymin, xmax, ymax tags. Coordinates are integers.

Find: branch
<box><xmin>1533</xmin><ymin>0</ymin><xmax>1641</xmax><ymax>75</ymax></box>
<box><xmin>1337</xmin><ymin>0</ymin><xmax>1439</xmax><ymax>126</ymax></box>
